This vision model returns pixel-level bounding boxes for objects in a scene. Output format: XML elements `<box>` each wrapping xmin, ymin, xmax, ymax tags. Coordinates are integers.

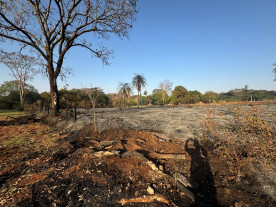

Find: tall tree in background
<box><xmin>0</xmin><ymin>0</ymin><xmax>137</xmax><ymax>115</ymax></box>
<box><xmin>0</xmin><ymin>53</ymin><xmax>37</xmax><ymax>109</ymax></box>
<box><xmin>132</xmin><ymin>74</ymin><xmax>146</xmax><ymax>108</ymax></box>
<box><xmin>118</xmin><ymin>82</ymin><xmax>132</xmax><ymax>108</ymax></box>
<box><xmin>159</xmin><ymin>80</ymin><xmax>173</xmax><ymax>106</ymax></box>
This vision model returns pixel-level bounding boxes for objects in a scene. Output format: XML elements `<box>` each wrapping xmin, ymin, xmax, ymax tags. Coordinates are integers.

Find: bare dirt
<box><xmin>0</xmin><ymin>104</ymin><xmax>275</xmax><ymax>207</ymax></box>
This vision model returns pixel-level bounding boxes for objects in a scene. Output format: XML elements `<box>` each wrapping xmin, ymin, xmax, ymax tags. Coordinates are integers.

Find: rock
<box><xmin>147</xmin><ymin>186</ymin><xmax>154</xmax><ymax>195</ymax></box>
<box><xmin>93</xmin><ymin>150</ymin><xmax>120</xmax><ymax>158</ymax></box>
<box><xmin>146</xmin><ymin>161</ymin><xmax>158</xmax><ymax>171</ymax></box>
<box><xmin>177</xmin><ymin>173</ymin><xmax>193</xmax><ymax>188</ymax></box>
<box><xmin>159</xmin><ymin>165</ymin><xmax>164</xmax><ymax>171</ymax></box>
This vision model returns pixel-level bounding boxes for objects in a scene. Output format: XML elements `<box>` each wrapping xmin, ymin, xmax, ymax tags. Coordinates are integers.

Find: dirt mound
<box><xmin>0</xmin><ymin>120</ymin><xmax>275</xmax><ymax>206</ymax></box>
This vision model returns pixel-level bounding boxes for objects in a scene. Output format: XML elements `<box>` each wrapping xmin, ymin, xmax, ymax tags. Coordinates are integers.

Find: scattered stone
<box><xmin>147</xmin><ymin>186</ymin><xmax>154</xmax><ymax>195</ymax></box>
<box><xmin>146</xmin><ymin>161</ymin><xmax>158</xmax><ymax>171</ymax></box>
<box><xmin>159</xmin><ymin>165</ymin><xmax>164</xmax><ymax>171</ymax></box>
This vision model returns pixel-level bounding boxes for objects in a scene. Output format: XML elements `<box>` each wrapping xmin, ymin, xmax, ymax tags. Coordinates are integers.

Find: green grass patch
<box><xmin>0</xmin><ymin>110</ymin><xmax>27</xmax><ymax>117</ymax></box>
<box><xmin>2</xmin><ymin>136</ymin><xmax>31</xmax><ymax>147</ymax></box>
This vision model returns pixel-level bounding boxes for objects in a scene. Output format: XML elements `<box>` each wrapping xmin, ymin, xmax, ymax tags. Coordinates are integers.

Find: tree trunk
<box><xmin>18</xmin><ymin>80</ymin><xmax>24</xmax><ymax>110</ymax></box>
<box><xmin>49</xmin><ymin>75</ymin><xmax>59</xmax><ymax>115</ymax></box>
<box><xmin>137</xmin><ymin>91</ymin><xmax>140</xmax><ymax>108</ymax></box>
<box><xmin>19</xmin><ymin>86</ymin><xmax>24</xmax><ymax>109</ymax></box>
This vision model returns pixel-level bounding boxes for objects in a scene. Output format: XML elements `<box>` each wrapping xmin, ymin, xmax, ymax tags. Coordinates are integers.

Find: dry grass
<box><xmin>202</xmin><ymin>106</ymin><xmax>276</xmax><ymax>179</ymax></box>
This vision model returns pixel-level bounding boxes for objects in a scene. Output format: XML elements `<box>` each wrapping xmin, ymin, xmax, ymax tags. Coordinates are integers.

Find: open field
<box><xmin>0</xmin><ymin>104</ymin><xmax>275</xmax><ymax>206</ymax></box>
<box><xmin>60</xmin><ymin>104</ymin><xmax>276</xmax><ymax>140</ymax></box>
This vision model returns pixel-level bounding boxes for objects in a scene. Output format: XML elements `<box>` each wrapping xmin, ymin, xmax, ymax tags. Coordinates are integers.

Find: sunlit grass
<box><xmin>0</xmin><ymin>110</ymin><xmax>27</xmax><ymax>117</ymax></box>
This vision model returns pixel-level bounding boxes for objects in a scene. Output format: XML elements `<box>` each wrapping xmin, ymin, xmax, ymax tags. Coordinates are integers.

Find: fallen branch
<box><xmin>118</xmin><ymin>194</ymin><xmax>171</xmax><ymax>206</ymax></box>
<box><xmin>151</xmin><ymin>152</ymin><xmax>186</xmax><ymax>160</ymax></box>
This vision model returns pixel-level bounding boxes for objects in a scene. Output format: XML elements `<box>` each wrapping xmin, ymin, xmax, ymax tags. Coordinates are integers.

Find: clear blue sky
<box><xmin>1</xmin><ymin>0</ymin><xmax>276</xmax><ymax>94</ymax></box>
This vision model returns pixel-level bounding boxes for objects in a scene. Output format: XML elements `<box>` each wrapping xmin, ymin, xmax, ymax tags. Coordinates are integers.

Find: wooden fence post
<box><xmin>66</xmin><ymin>102</ymin><xmax>69</xmax><ymax>121</ymax></box>
<box><xmin>74</xmin><ymin>104</ymin><xmax>77</xmax><ymax>121</ymax></box>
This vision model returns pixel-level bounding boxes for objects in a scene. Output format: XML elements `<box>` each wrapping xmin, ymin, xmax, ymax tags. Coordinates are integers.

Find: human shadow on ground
<box><xmin>185</xmin><ymin>138</ymin><xmax>219</xmax><ymax>206</ymax></box>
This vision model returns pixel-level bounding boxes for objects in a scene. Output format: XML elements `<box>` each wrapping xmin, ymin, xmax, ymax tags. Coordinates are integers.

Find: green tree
<box><xmin>0</xmin><ymin>81</ymin><xmax>39</xmax><ymax>110</ymax></box>
<box><xmin>0</xmin><ymin>0</ymin><xmax>137</xmax><ymax>115</ymax></box>
<box><xmin>151</xmin><ymin>89</ymin><xmax>165</xmax><ymax>106</ymax></box>
<box><xmin>118</xmin><ymin>82</ymin><xmax>132</xmax><ymax>108</ymax></box>
<box><xmin>40</xmin><ymin>91</ymin><xmax>51</xmax><ymax>108</ymax></box>
<box><xmin>202</xmin><ymin>91</ymin><xmax>218</xmax><ymax>103</ymax></box>
<box><xmin>171</xmin><ymin>86</ymin><xmax>190</xmax><ymax>105</ymax></box>
<box><xmin>189</xmin><ymin>90</ymin><xmax>202</xmax><ymax>104</ymax></box>
<box><xmin>132</xmin><ymin>74</ymin><xmax>146</xmax><ymax>108</ymax></box>
<box><xmin>143</xmin><ymin>90</ymin><xmax>151</xmax><ymax>105</ymax></box>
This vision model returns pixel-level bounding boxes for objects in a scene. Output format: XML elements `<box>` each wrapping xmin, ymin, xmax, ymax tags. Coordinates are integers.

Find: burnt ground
<box><xmin>58</xmin><ymin>104</ymin><xmax>276</xmax><ymax>140</ymax></box>
<box><xmin>0</xmin><ymin>104</ymin><xmax>275</xmax><ymax>206</ymax></box>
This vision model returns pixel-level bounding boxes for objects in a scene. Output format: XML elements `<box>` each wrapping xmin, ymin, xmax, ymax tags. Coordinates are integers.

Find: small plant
<box><xmin>173</xmin><ymin>163</ymin><xmax>184</xmax><ymax>189</ymax></box>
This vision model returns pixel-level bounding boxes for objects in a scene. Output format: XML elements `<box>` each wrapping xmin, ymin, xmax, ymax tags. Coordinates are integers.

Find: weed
<box><xmin>202</xmin><ymin>106</ymin><xmax>276</xmax><ymax>179</ymax></box>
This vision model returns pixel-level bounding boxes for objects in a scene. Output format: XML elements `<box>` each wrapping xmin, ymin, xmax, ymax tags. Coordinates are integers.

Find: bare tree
<box><xmin>0</xmin><ymin>52</ymin><xmax>37</xmax><ymax>109</ymax></box>
<box><xmin>83</xmin><ymin>87</ymin><xmax>102</xmax><ymax>131</ymax></box>
<box><xmin>0</xmin><ymin>0</ymin><xmax>137</xmax><ymax>115</ymax></box>
<box><xmin>159</xmin><ymin>80</ymin><xmax>173</xmax><ymax>106</ymax></box>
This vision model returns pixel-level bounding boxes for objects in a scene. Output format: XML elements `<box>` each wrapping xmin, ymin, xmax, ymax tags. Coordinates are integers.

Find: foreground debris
<box><xmin>0</xmin><ymin>116</ymin><xmax>275</xmax><ymax>206</ymax></box>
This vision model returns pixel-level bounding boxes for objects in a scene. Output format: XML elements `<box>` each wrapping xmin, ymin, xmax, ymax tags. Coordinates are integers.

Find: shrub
<box><xmin>201</xmin><ymin>106</ymin><xmax>276</xmax><ymax>178</ymax></box>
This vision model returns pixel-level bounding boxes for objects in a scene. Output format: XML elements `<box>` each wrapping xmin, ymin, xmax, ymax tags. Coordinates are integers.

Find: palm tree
<box><xmin>118</xmin><ymin>82</ymin><xmax>132</xmax><ymax>108</ymax></box>
<box><xmin>132</xmin><ymin>74</ymin><xmax>147</xmax><ymax>108</ymax></box>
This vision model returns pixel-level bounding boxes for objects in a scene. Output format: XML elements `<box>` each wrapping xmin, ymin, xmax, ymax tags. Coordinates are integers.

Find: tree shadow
<box><xmin>185</xmin><ymin>138</ymin><xmax>219</xmax><ymax>206</ymax></box>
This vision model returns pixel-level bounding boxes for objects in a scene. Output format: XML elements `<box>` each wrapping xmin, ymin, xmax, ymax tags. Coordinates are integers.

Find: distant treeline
<box><xmin>0</xmin><ymin>81</ymin><xmax>275</xmax><ymax>110</ymax></box>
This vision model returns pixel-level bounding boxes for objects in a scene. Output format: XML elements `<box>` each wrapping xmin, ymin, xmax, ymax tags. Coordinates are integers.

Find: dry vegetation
<box><xmin>201</xmin><ymin>105</ymin><xmax>276</xmax><ymax>199</ymax></box>
<box><xmin>0</xmin><ymin>104</ymin><xmax>275</xmax><ymax>206</ymax></box>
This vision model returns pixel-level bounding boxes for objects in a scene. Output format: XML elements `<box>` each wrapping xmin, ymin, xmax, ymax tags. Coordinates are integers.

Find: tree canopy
<box><xmin>132</xmin><ymin>74</ymin><xmax>146</xmax><ymax>108</ymax></box>
<box><xmin>0</xmin><ymin>0</ymin><xmax>137</xmax><ymax>114</ymax></box>
<box><xmin>171</xmin><ymin>86</ymin><xmax>190</xmax><ymax>105</ymax></box>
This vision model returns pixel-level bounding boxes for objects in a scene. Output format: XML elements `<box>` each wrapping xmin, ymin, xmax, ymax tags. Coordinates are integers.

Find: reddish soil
<box><xmin>0</xmin><ymin>117</ymin><xmax>275</xmax><ymax>206</ymax></box>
